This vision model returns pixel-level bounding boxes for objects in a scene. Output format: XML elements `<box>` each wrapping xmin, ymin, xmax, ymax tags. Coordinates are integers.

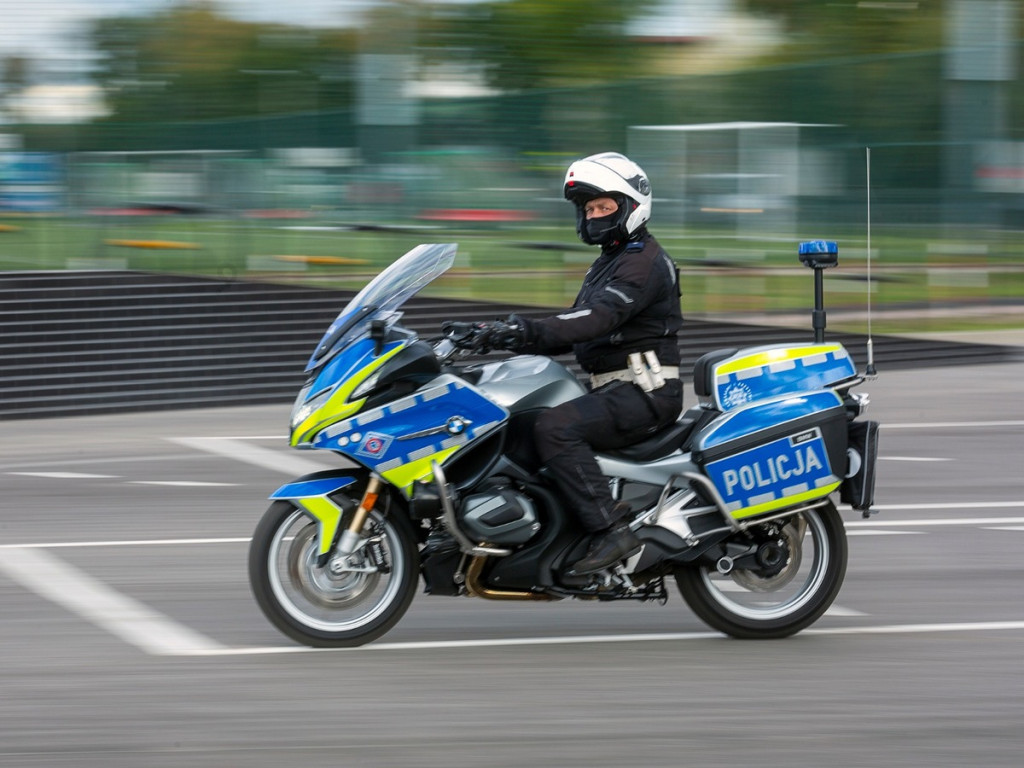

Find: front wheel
<box><xmin>248</xmin><ymin>500</ymin><xmax>420</xmax><ymax>647</ymax></box>
<box><xmin>675</xmin><ymin>501</ymin><xmax>847</xmax><ymax>639</ymax></box>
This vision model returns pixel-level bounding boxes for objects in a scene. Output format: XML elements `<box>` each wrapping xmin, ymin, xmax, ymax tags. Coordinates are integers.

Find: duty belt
<box><xmin>589</xmin><ymin>351</ymin><xmax>679</xmax><ymax>393</ymax></box>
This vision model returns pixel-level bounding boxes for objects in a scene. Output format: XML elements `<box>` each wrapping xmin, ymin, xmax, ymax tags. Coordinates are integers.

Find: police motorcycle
<box><xmin>248</xmin><ymin>241</ymin><xmax>879</xmax><ymax>647</ymax></box>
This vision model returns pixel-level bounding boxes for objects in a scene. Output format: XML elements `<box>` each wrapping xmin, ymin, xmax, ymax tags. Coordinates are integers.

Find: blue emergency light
<box><xmin>798</xmin><ymin>240</ymin><xmax>839</xmax><ymax>269</ymax></box>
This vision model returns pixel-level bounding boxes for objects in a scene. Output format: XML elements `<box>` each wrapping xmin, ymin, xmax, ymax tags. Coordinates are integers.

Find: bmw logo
<box><xmin>446</xmin><ymin>415</ymin><xmax>471</xmax><ymax>435</ymax></box>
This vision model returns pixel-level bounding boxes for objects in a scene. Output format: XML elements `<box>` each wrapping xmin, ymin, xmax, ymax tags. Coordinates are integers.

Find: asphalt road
<box><xmin>1</xmin><ymin>361</ymin><xmax>1022</xmax><ymax>767</ymax></box>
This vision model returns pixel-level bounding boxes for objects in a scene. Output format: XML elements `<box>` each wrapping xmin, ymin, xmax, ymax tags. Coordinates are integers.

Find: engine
<box><xmin>458</xmin><ymin>487</ymin><xmax>541</xmax><ymax>546</ymax></box>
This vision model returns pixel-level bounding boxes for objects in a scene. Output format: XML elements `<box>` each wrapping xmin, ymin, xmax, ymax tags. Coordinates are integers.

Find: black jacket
<box><xmin>522</xmin><ymin>232</ymin><xmax>682</xmax><ymax>374</ymax></box>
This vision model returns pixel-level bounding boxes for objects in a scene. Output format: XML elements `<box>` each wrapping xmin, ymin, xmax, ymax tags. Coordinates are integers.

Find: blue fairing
<box><xmin>697</xmin><ymin>390</ymin><xmax>844</xmax><ymax>451</ymax></box>
<box><xmin>270</xmin><ymin>475</ymin><xmax>359</xmax><ymax>500</ymax></box>
<box><xmin>308</xmin><ymin>337</ymin><xmax>404</xmax><ymax>398</ymax></box>
<box><xmin>311</xmin><ymin>375</ymin><xmax>509</xmax><ymax>474</ymax></box>
<box><xmin>713</xmin><ymin>346</ymin><xmax>855</xmax><ymax>411</ymax></box>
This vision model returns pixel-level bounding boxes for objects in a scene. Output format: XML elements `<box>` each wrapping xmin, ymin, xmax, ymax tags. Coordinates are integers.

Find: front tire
<box><xmin>249</xmin><ymin>500</ymin><xmax>420</xmax><ymax>647</ymax></box>
<box><xmin>675</xmin><ymin>501</ymin><xmax>847</xmax><ymax>639</ymax></box>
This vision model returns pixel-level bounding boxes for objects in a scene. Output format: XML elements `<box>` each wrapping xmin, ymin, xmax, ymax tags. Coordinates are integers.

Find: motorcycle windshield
<box><xmin>306</xmin><ymin>242</ymin><xmax>457</xmax><ymax>370</ymax></box>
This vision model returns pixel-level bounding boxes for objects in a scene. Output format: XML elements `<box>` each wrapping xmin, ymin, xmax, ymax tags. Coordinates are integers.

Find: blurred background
<box><xmin>2</xmin><ymin>0</ymin><xmax>1023</xmax><ymax>334</ymax></box>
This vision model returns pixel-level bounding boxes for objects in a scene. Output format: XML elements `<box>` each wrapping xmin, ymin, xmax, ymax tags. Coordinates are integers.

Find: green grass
<box><xmin>1</xmin><ymin>214</ymin><xmax>1022</xmax><ymax>333</ymax></box>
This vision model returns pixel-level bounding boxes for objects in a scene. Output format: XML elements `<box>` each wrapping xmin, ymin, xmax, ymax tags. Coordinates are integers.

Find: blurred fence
<box><xmin>2</xmin><ymin>50</ymin><xmax>1024</xmax><ymax>329</ymax></box>
<box><xmin>7</xmin><ymin>49</ymin><xmax>1024</xmax><ymax>225</ymax></box>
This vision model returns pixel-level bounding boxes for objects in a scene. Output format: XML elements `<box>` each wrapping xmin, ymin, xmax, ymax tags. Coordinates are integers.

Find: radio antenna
<box><xmin>865</xmin><ymin>147</ymin><xmax>877</xmax><ymax>377</ymax></box>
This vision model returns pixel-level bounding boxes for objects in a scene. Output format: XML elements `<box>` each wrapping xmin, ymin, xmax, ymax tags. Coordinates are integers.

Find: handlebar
<box><xmin>432</xmin><ymin>337</ymin><xmax>458</xmax><ymax>362</ymax></box>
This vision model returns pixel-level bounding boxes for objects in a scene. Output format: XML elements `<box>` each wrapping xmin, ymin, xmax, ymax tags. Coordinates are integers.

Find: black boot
<box><xmin>566</xmin><ymin>522</ymin><xmax>642</xmax><ymax>576</ymax></box>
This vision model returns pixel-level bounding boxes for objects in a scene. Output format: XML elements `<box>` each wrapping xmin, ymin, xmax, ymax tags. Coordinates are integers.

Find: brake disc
<box><xmin>730</xmin><ymin>516</ymin><xmax>807</xmax><ymax>593</ymax></box>
<box><xmin>288</xmin><ymin>523</ymin><xmax>380</xmax><ymax>609</ymax></box>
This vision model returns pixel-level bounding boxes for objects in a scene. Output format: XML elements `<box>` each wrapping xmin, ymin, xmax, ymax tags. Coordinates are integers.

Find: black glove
<box><xmin>441</xmin><ymin>321</ymin><xmax>477</xmax><ymax>348</ymax></box>
<box><xmin>441</xmin><ymin>320</ymin><xmax>501</xmax><ymax>352</ymax></box>
<box><xmin>483</xmin><ymin>317</ymin><xmax>528</xmax><ymax>352</ymax></box>
<box><xmin>442</xmin><ymin>316</ymin><xmax>529</xmax><ymax>353</ymax></box>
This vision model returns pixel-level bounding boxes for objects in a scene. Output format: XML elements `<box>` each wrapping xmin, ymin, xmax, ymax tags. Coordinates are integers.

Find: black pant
<box><xmin>533</xmin><ymin>379</ymin><xmax>683</xmax><ymax>532</ymax></box>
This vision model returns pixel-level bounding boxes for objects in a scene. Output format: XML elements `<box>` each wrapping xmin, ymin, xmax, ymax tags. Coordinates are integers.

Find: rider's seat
<box><xmin>602</xmin><ymin>348</ymin><xmax>738</xmax><ymax>462</ymax></box>
<box><xmin>602</xmin><ymin>407</ymin><xmax>707</xmax><ymax>462</ymax></box>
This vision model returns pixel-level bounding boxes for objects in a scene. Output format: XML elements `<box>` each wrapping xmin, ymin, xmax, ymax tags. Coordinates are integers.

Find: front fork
<box><xmin>334</xmin><ymin>475</ymin><xmax>382</xmax><ymax>559</ymax></box>
<box><xmin>270</xmin><ymin>473</ymin><xmax>383</xmax><ymax>567</ymax></box>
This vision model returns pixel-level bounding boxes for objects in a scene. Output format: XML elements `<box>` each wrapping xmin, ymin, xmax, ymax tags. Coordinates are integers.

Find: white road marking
<box><xmin>808</xmin><ymin>621</ymin><xmax>1024</xmax><ymax>636</ymax></box>
<box><xmin>7</xmin><ymin>471</ymin><xmax>120</xmax><ymax>479</ymax></box>
<box><xmin>6</xmin><ymin>422</ymin><xmax>1020</xmax><ymax>657</ymax></box>
<box><xmin>0</xmin><ymin>547</ymin><xmax>226</xmax><ymax>656</ymax></box>
<box><xmin>182</xmin><ymin>435</ymin><xmax>283</xmax><ymax>440</ymax></box>
<box><xmin>175</xmin><ymin>620</ymin><xmax>1024</xmax><ymax>656</ymax></box>
<box><xmin>879</xmin><ymin>456</ymin><xmax>951</xmax><ymax>462</ymax></box>
<box><xmin>2</xmin><ymin>511</ymin><xmax>1019</xmax><ymax>656</ymax></box>
<box><xmin>823</xmin><ymin>605</ymin><xmax>867</xmax><ymax>617</ymax></box>
<box><xmin>847</xmin><ymin>515</ymin><xmax>1024</xmax><ymax>527</ymax></box>
<box><xmin>128</xmin><ymin>480</ymin><xmax>239</xmax><ymax>487</ymax></box>
<box><xmin>0</xmin><ymin>538</ymin><xmax>248</xmax><ymax>549</ymax></box>
<box><xmin>883</xmin><ymin>420</ymin><xmax>1024</xmax><ymax>429</ymax></box>
<box><xmin>167</xmin><ymin>436</ymin><xmax>335</xmax><ymax>476</ymax></box>
<box><xmin>857</xmin><ymin>502</ymin><xmax>1024</xmax><ymax>512</ymax></box>
<box><xmin>8</xmin><ymin>472</ymin><xmax>238</xmax><ymax>488</ymax></box>
<box><xmin>1</xmin><ymin>514</ymin><xmax>1019</xmax><ymax>550</ymax></box>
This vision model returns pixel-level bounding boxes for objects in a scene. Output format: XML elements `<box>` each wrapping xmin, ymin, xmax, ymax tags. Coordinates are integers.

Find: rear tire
<box><xmin>675</xmin><ymin>501</ymin><xmax>847</xmax><ymax>639</ymax></box>
<box><xmin>249</xmin><ymin>500</ymin><xmax>420</xmax><ymax>647</ymax></box>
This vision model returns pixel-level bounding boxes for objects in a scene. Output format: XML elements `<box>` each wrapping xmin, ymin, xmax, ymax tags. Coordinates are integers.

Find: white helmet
<box><xmin>563</xmin><ymin>152</ymin><xmax>652</xmax><ymax>245</ymax></box>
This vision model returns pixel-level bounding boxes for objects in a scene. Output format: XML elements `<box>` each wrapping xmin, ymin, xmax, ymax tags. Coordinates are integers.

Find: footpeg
<box><xmin>611</xmin><ymin>565</ymin><xmax>635</xmax><ymax>592</ymax></box>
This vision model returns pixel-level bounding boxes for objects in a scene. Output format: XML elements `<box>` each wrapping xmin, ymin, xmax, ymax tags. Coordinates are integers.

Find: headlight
<box><xmin>349</xmin><ymin>370</ymin><xmax>382</xmax><ymax>401</ymax></box>
<box><xmin>290</xmin><ymin>384</ymin><xmax>332</xmax><ymax>431</ymax></box>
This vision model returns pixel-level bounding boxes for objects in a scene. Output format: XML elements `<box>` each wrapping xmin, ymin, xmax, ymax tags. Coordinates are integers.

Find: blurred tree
<box><xmin>90</xmin><ymin>2</ymin><xmax>358</xmax><ymax>123</ymax></box>
<box><xmin>412</xmin><ymin>0</ymin><xmax>659</xmax><ymax>91</ymax></box>
<box><xmin>736</xmin><ymin>0</ymin><xmax>955</xmax><ymax>166</ymax></box>
<box><xmin>742</xmin><ymin>0</ymin><xmax>945</xmax><ymax>58</ymax></box>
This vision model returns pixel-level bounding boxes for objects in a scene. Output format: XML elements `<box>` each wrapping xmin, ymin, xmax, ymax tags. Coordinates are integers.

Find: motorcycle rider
<box><xmin>465</xmin><ymin>152</ymin><xmax>684</xmax><ymax>576</ymax></box>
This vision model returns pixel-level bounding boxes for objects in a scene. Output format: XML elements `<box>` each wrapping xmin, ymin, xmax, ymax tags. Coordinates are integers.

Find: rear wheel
<box><xmin>675</xmin><ymin>501</ymin><xmax>847</xmax><ymax>639</ymax></box>
<box><xmin>249</xmin><ymin>500</ymin><xmax>419</xmax><ymax>647</ymax></box>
